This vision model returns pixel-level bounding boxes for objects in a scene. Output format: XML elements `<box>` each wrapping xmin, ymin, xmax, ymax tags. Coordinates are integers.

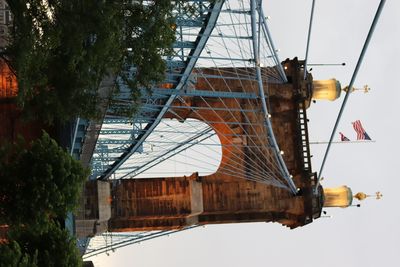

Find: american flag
<box><xmin>339</xmin><ymin>132</ymin><xmax>350</xmax><ymax>141</ymax></box>
<box><xmin>352</xmin><ymin>120</ymin><xmax>371</xmax><ymax>140</ymax></box>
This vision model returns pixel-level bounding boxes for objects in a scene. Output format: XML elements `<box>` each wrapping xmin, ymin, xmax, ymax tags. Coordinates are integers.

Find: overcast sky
<box><xmin>92</xmin><ymin>1</ymin><xmax>399</xmax><ymax>266</ymax></box>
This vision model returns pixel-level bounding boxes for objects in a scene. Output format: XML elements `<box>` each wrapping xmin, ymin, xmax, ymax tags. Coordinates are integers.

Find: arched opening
<box><xmin>132</xmin><ymin>118</ymin><xmax>222</xmax><ymax>178</ymax></box>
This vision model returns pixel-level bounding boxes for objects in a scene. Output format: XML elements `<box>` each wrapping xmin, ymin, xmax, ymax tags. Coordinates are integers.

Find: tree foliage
<box><xmin>0</xmin><ymin>241</ymin><xmax>38</xmax><ymax>267</ymax></box>
<box><xmin>5</xmin><ymin>0</ymin><xmax>176</xmax><ymax>122</ymax></box>
<box><xmin>0</xmin><ymin>132</ymin><xmax>89</xmax><ymax>231</ymax></box>
<box><xmin>5</xmin><ymin>223</ymin><xmax>82</xmax><ymax>267</ymax></box>
<box><xmin>0</xmin><ymin>133</ymin><xmax>86</xmax><ymax>265</ymax></box>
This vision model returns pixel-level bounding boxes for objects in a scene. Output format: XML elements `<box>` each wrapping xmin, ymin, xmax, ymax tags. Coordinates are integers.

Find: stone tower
<box><xmin>77</xmin><ymin>58</ymin><xmax>346</xmax><ymax>236</ymax></box>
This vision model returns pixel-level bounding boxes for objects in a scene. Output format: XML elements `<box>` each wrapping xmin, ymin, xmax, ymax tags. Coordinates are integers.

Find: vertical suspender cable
<box><xmin>259</xmin><ymin>8</ymin><xmax>288</xmax><ymax>83</ymax></box>
<box><xmin>304</xmin><ymin>0</ymin><xmax>316</xmax><ymax>80</ymax></box>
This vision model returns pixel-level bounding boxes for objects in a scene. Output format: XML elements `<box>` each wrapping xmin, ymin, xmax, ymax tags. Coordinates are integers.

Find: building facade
<box><xmin>0</xmin><ymin>0</ymin><xmax>12</xmax><ymax>49</ymax></box>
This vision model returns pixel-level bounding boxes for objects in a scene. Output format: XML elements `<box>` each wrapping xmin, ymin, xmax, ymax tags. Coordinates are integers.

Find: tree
<box><xmin>6</xmin><ymin>223</ymin><xmax>82</xmax><ymax>267</ymax></box>
<box><xmin>0</xmin><ymin>241</ymin><xmax>38</xmax><ymax>267</ymax></box>
<box><xmin>0</xmin><ymin>132</ymin><xmax>89</xmax><ymax>231</ymax></box>
<box><xmin>5</xmin><ymin>0</ymin><xmax>176</xmax><ymax>123</ymax></box>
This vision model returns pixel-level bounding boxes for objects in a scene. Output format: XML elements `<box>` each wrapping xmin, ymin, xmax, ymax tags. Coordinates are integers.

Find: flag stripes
<box><xmin>352</xmin><ymin>120</ymin><xmax>371</xmax><ymax>140</ymax></box>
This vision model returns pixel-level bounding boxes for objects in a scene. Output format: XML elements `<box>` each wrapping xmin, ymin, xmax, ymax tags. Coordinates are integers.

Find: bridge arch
<box><xmin>134</xmin><ymin>117</ymin><xmax>223</xmax><ymax>178</ymax></box>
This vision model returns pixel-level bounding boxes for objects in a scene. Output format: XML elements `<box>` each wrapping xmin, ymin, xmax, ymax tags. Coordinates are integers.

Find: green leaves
<box><xmin>122</xmin><ymin>1</ymin><xmax>175</xmax><ymax>88</ymax></box>
<box><xmin>7</xmin><ymin>223</ymin><xmax>82</xmax><ymax>267</ymax></box>
<box><xmin>6</xmin><ymin>0</ymin><xmax>177</xmax><ymax>122</ymax></box>
<box><xmin>0</xmin><ymin>132</ymin><xmax>89</xmax><ymax>232</ymax></box>
<box><xmin>0</xmin><ymin>132</ymin><xmax>86</xmax><ymax>265</ymax></box>
<box><xmin>0</xmin><ymin>241</ymin><xmax>38</xmax><ymax>267</ymax></box>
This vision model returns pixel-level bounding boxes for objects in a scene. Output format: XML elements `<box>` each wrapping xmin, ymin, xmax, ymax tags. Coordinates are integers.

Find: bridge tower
<box><xmin>108</xmin><ymin>60</ymin><xmax>322</xmax><ymax>232</ymax></box>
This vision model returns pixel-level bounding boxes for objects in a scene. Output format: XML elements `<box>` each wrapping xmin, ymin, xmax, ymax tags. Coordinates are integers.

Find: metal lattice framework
<box><xmin>79</xmin><ymin>0</ymin><xmax>298</xmax><ymax>258</ymax></box>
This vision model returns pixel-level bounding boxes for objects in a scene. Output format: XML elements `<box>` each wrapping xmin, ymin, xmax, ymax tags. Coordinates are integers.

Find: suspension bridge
<box><xmin>67</xmin><ymin>0</ymin><xmax>385</xmax><ymax>259</ymax></box>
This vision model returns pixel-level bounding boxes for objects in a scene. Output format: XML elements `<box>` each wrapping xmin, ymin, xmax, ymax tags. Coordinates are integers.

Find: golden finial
<box><xmin>354</xmin><ymin>191</ymin><xmax>382</xmax><ymax>201</ymax></box>
<box><xmin>342</xmin><ymin>85</ymin><xmax>370</xmax><ymax>93</ymax></box>
<box><xmin>354</xmin><ymin>192</ymin><xmax>368</xmax><ymax>201</ymax></box>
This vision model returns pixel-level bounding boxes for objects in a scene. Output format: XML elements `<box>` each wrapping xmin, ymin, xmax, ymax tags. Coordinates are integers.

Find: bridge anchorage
<box><xmin>70</xmin><ymin>0</ymin><xmax>347</xmax><ymax>258</ymax></box>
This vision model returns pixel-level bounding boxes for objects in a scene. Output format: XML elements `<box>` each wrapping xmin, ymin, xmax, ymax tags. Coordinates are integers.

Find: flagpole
<box><xmin>310</xmin><ymin>140</ymin><xmax>376</xmax><ymax>145</ymax></box>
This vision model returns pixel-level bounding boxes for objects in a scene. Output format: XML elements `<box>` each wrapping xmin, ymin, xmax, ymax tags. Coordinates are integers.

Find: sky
<box><xmin>92</xmin><ymin>1</ymin><xmax>399</xmax><ymax>266</ymax></box>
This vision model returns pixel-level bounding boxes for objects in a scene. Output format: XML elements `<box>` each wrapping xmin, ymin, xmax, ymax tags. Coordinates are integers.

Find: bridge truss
<box><xmin>79</xmin><ymin>0</ymin><xmax>297</xmax><ymax>258</ymax></box>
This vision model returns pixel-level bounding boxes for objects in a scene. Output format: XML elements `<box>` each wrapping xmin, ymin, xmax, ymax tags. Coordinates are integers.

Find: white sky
<box><xmin>92</xmin><ymin>1</ymin><xmax>400</xmax><ymax>266</ymax></box>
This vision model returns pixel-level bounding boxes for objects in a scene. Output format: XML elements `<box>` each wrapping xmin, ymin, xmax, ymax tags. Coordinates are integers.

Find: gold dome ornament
<box><xmin>353</xmin><ymin>191</ymin><xmax>383</xmax><ymax>201</ymax></box>
<box><xmin>342</xmin><ymin>84</ymin><xmax>370</xmax><ymax>93</ymax></box>
<box><xmin>354</xmin><ymin>192</ymin><xmax>368</xmax><ymax>201</ymax></box>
